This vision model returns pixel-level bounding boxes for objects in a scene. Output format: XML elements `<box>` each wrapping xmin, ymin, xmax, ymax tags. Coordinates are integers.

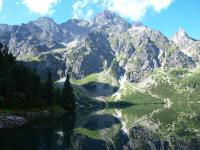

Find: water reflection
<box><xmin>0</xmin><ymin>101</ymin><xmax>199</xmax><ymax>150</ymax></box>
<box><xmin>0</xmin><ymin>112</ymin><xmax>76</xmax><ymax>150</ymax></box>
<box><xmin>0</xmin><ymin>102</ymin><xmax>160</xmax><ymax>150</ymax></box>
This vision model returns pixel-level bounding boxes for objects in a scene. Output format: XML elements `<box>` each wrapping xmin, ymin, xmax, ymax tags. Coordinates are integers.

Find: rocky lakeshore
<box><xmin>0</xmin><ymin>110</ymin><xmax>53</xmax><ymax>128</ymax></box>
<box><xmin>0</xmin><ymin>115</ymin><xmax>27</xmax><ymax>128</ymax></box>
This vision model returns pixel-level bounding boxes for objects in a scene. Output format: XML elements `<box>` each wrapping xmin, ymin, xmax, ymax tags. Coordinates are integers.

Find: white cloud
<box><xmin>0</xmin><ymin>0</ymin><xmax>3</xmax><ymax>12</ymax></box>
<box><xmin>73</xmin><ymin>0</ymin><xmax>95</xmax><ymax>20</ymax></box>
<box><xmin>22</xmin><ymin>0</ymin><xmax>61</xmax><ymax>15</ymax></box>
<box><xmin>86</xmin><ymin>9</ymin><xmax>93</xmax><ymax>19</ymax></box>
<box><xmin>73</xmin><ymin>0</ymin><xmax>173</xmax><ymax>21</ymax></box>
<box><xmin>151</xmin><ymin>0</ymin><xmax>173</xmax><ymax>12</ymax></box>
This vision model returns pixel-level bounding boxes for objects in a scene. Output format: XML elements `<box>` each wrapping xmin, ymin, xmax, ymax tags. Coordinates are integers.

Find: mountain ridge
<box><xmin>0</xmin><ymin>10</ymin><xmax>199</xmax><ymax>82</ymax></box>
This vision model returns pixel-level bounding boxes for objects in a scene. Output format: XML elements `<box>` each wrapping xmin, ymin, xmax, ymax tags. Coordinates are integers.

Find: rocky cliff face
<box><xmin>172</xmin><ymin>27</ymin><xmax>196</xmax><ymax>49</ymax></box>
<box><xmin>0</xmin><ymin>10</ymin><xmax>199</xmax><ymax>81</ymax></box>
<box><xmin>171</xmin><ymin>27</ymin><xmax>200</xmax><ymax>63</ymax></box>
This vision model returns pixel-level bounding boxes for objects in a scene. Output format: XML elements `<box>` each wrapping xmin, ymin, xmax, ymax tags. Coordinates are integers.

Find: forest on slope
<box><xmin>0</xmin><ymin>43</ymin><xmax>75</xmax><ymax>111</ymax></box>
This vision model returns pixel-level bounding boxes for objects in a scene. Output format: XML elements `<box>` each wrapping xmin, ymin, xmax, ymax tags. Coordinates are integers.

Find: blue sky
<box><xmin>0</xmin><ymin>0</ymin><xmax>199</xmax><ymax>39</ymax></box>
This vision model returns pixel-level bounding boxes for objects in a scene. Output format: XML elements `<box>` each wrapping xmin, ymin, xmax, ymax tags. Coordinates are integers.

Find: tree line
<box><xmin>0</xmin><ymin>43</ymin><xmax>76</xmax><ymax>112</ymax></box>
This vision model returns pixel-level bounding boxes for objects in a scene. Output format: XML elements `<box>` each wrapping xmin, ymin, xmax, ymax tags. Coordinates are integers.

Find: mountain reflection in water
<box><xmin>1</xmin><ymin>101</ymin><xmax>200</xmax><ymax>150</ymax></box>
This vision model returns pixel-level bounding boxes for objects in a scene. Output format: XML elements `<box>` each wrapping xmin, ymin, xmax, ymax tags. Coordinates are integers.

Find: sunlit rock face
<box><xmin>171</xmin><ymin>27</ymin><xmax>196</xmax><ymax>49</ymax></box>
<box><xmin>0</xmin><ymin>10</ymin><xmax>199</xmax><ymax>81</ymax></box>
<box><xmin>171</xmin><ymin>28</ymin><xmax>200</xmax><ymax>62</ymax></box>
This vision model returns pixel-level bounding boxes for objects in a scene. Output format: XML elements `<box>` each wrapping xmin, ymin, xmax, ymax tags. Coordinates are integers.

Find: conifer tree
<box><xmin>62</xmin><ymin>74</ymin><xmax>76</xmax><ymax>112</ymax></box>
<box><xmin>45</xmin><ymin>71</ymin><xmax>54</xmax><ymax>106</ymax></box>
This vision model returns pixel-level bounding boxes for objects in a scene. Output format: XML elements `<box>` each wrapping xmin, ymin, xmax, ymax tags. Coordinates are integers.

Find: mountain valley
<box><xmin>1</xmin><ymin>10</ymin><xmax>200</xmax><ymax>150</ymax></box>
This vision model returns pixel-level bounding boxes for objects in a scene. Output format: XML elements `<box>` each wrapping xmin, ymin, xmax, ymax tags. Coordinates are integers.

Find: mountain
<box><xmin>91</xmin><ymin>10</ymin><xmax>131</xmax><ymax>31</ymax></box>
<box><xmin>1</xmin><ymin>11</ymin><xmax>200</xmax><ymax>149</ymax></box>
<box><xmin>172</xmin><ymin>27</ymin><xmax>200</xmax><ymax>60</ymax></box>
<box><xmin>171</xmin><ymin>27</ymin><xmax>196</xmax><ymax>49</ymax></box>
<box><xmin>0</xmin><ymin>10</ymin><xmax>199</xmax><ymax>81</ymax></box>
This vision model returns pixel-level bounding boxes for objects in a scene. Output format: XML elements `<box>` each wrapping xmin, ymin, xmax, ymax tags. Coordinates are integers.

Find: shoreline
<box><xmin>0</xmin><ymin>105</ymin><xmax>65</xmax><ymax>128</ymax></box>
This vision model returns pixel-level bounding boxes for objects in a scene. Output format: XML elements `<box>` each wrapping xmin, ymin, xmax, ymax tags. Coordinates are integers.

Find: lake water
<box><xmin>0</xmin><ymin>101</ymin><xmax>200</xmax><ymax>150</ymax></box>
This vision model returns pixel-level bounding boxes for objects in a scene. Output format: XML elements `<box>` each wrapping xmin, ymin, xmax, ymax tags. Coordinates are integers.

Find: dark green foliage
<box><xmin>62</xmin><ymin>74</ymin><xmax>76</xmax><ymax>112</ymax></box>
<box><xmin>0</xmin><ymin>44</ymin><xmax>44</xmax><ymax>108</ymax></box>
<box><xmin>43</xmin><ymin>71</ymin><xmax>54</xmax><ymax>106</ymax></box>
<box><xmin>53</xmin><ymin>88</ymin><xmax>62</xmax><ymax>105</ymax></box>
<box><xmin>0</xmin><ymin>43</ymin><xmax>76</xmax><ymax>111</ymax></box>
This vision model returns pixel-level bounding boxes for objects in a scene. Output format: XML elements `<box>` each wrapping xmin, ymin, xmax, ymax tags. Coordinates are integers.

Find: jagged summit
<box><xmin>32</xmin><ymin>17</ymin><xmax>57</xmax><ymax>26</ymax></box>
<box><xmin>60</xmin><ymin>18</ymin><xmax>90</xmax><ymax>29</ymax></box>
<box><xmin>31</xmin><ymin>16</ymin><xmax>61</xmax><ymax>33</ymax></box>
<box><xmin>34</xmin><ymin>17</ymin><xmax>55</xmax><ymax>22</ymax></box>
<box><xmin>94</xmin><ymin>10</ymin><xmax>117</xmax><ymax>20</ymax></box>
<box><xmin>132</xmin><ymin>22</ymin><xmax>144</xmax><ymax>27</ymax></box>
<box><xmin>92</xmin><ymin>10</ymin><xmax>131</xmax><ymax>30</ymax></box>
<box><xmin>0</xmin><ymin>11</ymin><xmax>198</xmax><ymax>82</ymax></box>
<box><xmin>177</xmin><ymin>27</ymin><xmax>187</xmax><ymax>35</ymax></box>
<box><xmin>172</xmin><ymin>27</ymin><xmax>196</xmax><ymax>48</ymax></box>
<box><xmin>173</xmin><ymin>27</ymin><xmax>190</xmax><ymax>40</ymax></box>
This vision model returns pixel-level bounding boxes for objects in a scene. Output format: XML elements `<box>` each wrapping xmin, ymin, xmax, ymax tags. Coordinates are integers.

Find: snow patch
<box><xmin>56</xmin><ymin>77</ymin><xmax>66</xmax><ymax>83</ymax></box>
<box><xmin>113</xmin><ymin>75</ymin><xmax>127</xmax><ymax>100</ymax></box>
<box><xmin>55</xmin><ymin>131</ymin><xmax>64</xmax><ymax>137</ymax></box>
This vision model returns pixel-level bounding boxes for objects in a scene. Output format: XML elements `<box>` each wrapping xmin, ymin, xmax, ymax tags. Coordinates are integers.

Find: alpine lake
<box><xmin>1</xmin><ymin>71</ymin><xmax>200</xmax><ymax>150</ymax></box>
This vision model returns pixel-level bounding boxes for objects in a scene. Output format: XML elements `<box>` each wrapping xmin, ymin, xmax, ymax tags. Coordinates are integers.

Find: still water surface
<box><xmin>0</xmin><ymin>102</ymin><xmax>200</xmax><ymax>150</ymax></box>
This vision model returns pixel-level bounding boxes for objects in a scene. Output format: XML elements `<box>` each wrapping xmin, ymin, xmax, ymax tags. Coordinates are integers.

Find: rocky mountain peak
<box><xmin>132</xmin><ymin>22</ymin><xmax>144</xmax><ymax>27</ymax></box>
<box><xmin>177</xmin><ymin>27</ymin><xmax>186</xmax><ymax>35</ymax></box>
<box><xmin>32</xmin><ymin>17</ymin><xmax>57</xmax><ymax>26</ymax></box>
<box><xmin>35</xmin><ymin>17</ymin><xmax>54</xmax><ymax>22</ymax></box>
<box><xmin>31</xmin><ymin>17</ymin><xmax>61</xmax><ymax>34</ymax></box>
<box><xmin>95</xmin><ymin>10</ymin><xmax>117</xmax><ymax>20</ymax></box>
<box><xmin>31</xmin><ymin>16</ymin><xmax>63</xmax><ymax>41</ymax></box>
<box><xmin>172</xmin><ymin>27</ymin><xmax>196</xmax><ymax>48</ymax></box>
<box><xmin>0</xmin><ymin>11</ymin><xmax>199</xmax><ymax>82</ymax></box>
<box><xmin>61</xmin><ymin>19</ymin><xmax>90</xmax><ymax>29</ymax></box>
<box><xmin>174</xmin><ymin>27</ymin><xmax>189</xmax><ymax>40</ymax></box>
<box><xmin>92</xmin><ymin>10</ymin><xmax>131</xmax><ymax>30</ymax></box>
